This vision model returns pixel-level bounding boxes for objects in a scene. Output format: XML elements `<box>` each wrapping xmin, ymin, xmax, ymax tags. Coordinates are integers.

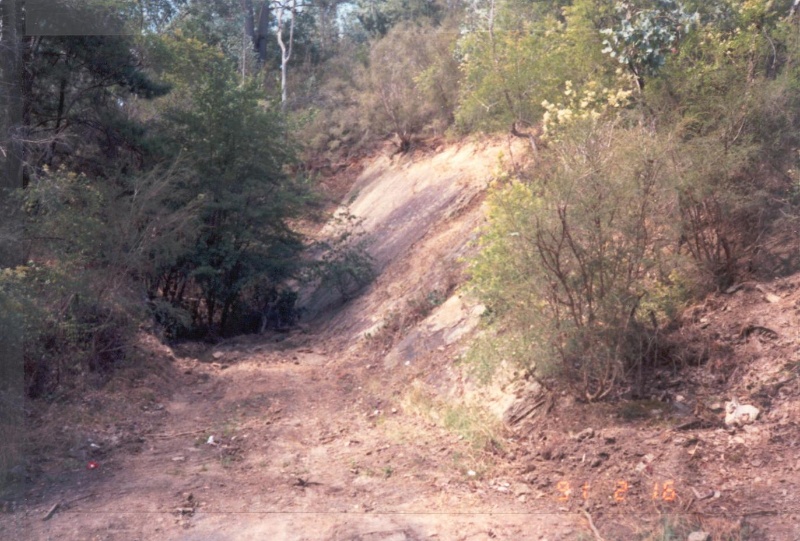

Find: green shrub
<box><xmin>646</xmin><ymin>6</ymin><xmax>800</xmax><ymax>288</ymax></box>
<box><xmin>470</xmin><ymin>122</ymin><xmax>681</xmax><ymax>400</ymax></box>
<box><xmin>15</xmin><ymin>164</ymin><xmax>184</xmax><ymax>396</ymax></box>
<box><xmin>0</xmin><ymin>260</ymin><xmax>137</xmax><ymax>399</ymax></box>
<box><xmin>359</xmin><ymin>21</ymin><xmax>460</xmax><ymax>150</ymax></box>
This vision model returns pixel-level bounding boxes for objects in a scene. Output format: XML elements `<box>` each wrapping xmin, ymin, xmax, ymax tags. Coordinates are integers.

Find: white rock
<box><xmin>687</xmin><ymin>532</ymin><xmax>710</xmax><ymax>541</ymax></box>
<box><xmin>724</xmin><ymin>398</ymin><xmax>760</xmax><ymax>426</ymax></box>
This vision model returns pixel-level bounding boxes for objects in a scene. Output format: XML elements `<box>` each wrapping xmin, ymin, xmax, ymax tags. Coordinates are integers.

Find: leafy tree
<box><xmin>471</xmin><ymin>122</ymin><xmax>678</xmax><ymax>400</ymax></box>
<box><xmin>243</xmin><ymin>0</ymin><xmax>275</xmax><ymax>66</ymax></box>
<box><xmin>644</xmin><ymin>0</ymin><xmax>800</xmax><ymax>288</ymax></box>
<box><xmin>1</xmin><ymin>4</ymin><xmax>171</xmax><ymax>186</ymax></box>
<box><xmin>308</xmin><ymin>210</ymin><xmax>375</xmax><ymax>300</ymax></box>
<box><xmin>153</xmin><ymin>51</ymin><xmax>307</xmax><ymax>334</ymax></box>
<box><xmin>348</xmin><ymin>0</ymin><xmax>443</xmax><ymax>38</ymax></box>
<box><xmin>600</xmin><ymin>0</ymin><xmax>699</xmax><ymax>91</ymax></box>
<box><xmin>455</xmin><ymin>0</ymin><xmax>617</xmax><ymax>133</ymax></box>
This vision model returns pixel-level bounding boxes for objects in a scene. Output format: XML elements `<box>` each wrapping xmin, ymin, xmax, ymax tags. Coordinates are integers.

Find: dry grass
<box><xmin>617</xmin><ymin>514</ymin><xmax>752</xmax><ymax>541</ymax></box>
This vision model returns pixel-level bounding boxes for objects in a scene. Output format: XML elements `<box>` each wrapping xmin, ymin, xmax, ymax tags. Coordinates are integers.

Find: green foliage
<box><xmin>347</xmin><ymin>0</ymin><xmax>443</xmax><ymax>38</ymax></box>
<box><xmin>291</xmin><ymin>42</ymin><xmax>370</xmax><ymax>159</ymax></box>
<box><xmin>462</xmin><ymin>327</ymin><xmax>540</xmax><ymax>385</ymax></box>
<box><xmin>645</xmin><ymin>2</ymin><xmax>800</xmax><ymax>288</ymax></box>
<box><xmin>466</xmin><ymin>0</ymin><xmax>800</xmax><ymax>401</ymax></box>
<box><xmin>635</xmin><ymin>513</ymin><xmax>752</xmax><ymax>540</ymax></box>
<box><xmin>600</xmin><ymin>1</ymin><xmax>699</xmax><ymax>90</ymax></box>
<box><xmin>296</xmin><ymin>19</ymin><xmax>459</xmax><ymax>158</ymax></box>
<box><xmin>21</xmin><ymin>33</ymin><xmax>170</xmax><ymax>175</ymax></box>
<box><xmin>455</xmin><ymin>0</ymin><xmax>618</xmax><ymax>132</ymax></box>
<box><xmin>147</xmin><ymin>49</ymin><xmax>308</xmax><ymax>335</ymax></box>
<box><xmin>9</xmin><ymin>262</ymin><xmax>134</xmax><ymax>400</ymax></box>
<box><xmin>471</xmin><ymin>124</ymin><xmax>680</xmax><ymax>400</ymax></box>
<box><xmin>15</xmin><ymin>162</ymin><xmax>199</xmax><ymax>395</ymax></box>
<box><xmin>12</xmin><ymin>0</ymin><xmax>800</xmax><ymax>410</ymax></box>
<box><xmin>540</xmin><ymin>80</ymin><xmax>633</xmax><ymax>141</ymax></box>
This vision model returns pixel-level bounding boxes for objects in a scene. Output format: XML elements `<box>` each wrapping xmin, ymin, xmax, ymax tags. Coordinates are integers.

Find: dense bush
<box><xmin>471</xmin><ymin>122</ymin><xmax>680</xmax><ymax>400</ymax></box>
<box><xmin>9</xmin><ymin>0</ymin><xmax>800</xmax><ymax>405</ymax></box>
<box><xmin>145</xmin><ymin>40</ymin><xmax>309</xmax><ymax>337</ymax></box>
<box><xmin>296</xmin><ymin>20</ymin><xmax>460</xmax><ymax>159</ymax></box>
<box><xmin>469</xmin><ymin>1</ymin><xmax>800</xmax><ymax>399</ymax></box>
<box><xmin>647</xmin><ymin>6</ymin><xmax>800</xmax><ymax>288</ymax></box>
<box><xmin>13</xmin><ymin>169</ymin><xmax>146</xmax><ymax>397</ymax></box>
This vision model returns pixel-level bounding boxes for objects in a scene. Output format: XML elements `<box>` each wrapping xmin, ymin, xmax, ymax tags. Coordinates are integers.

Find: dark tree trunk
<box><xmin>0</xmin><ymin>0</ymin><xmax>25</xmax><ymax>268</ymax></box>
<box><xmin>206</xmin><ymin>296</ymin><xmax>216</xmax><ymax>330</ymax></box>
<box><xmin>241</xmin><ymin>0</ymin><xmax>271</xmax><ymax>66</ymax></box>
<box><xmin>48</xmin><ymin>77</ymin><xmax>68</xmax><ymax>165</ymax></box>
<box><xmin>255</xmin><ymin>1</ymin><xmax>270</xmax><ymax>65</ymax></box>
<box><xmin>242</xmin><ymin>0</ymin><xmax>255</xmax><ymax>44</ymax></box>
<box><xmin>1</xmin><ymin>0</ymin><xmax>24</xmax><ymax>192</ymax></box>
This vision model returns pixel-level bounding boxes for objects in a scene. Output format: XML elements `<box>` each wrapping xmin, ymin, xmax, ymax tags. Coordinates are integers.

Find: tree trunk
<box><xmin>242</xmin><ymin>0</ymin><xmax>271</xmax><ymax>66</ymax></box>
<box><xmin>255</xmin><ymin>1</ymin><xmax>270</xmax><ymax>65</ymax></box>
<box><xmin>0</xmin><ymin>0</ymin><xmax>25</xmax><ymax>268</ymax></box>
<box><xmin>276</xmin><ymin>0</ymin><xmax>296</xmax><ymax>108</ymax></box>
<box><xmin>242</xmin><ymin>0</ymin><xmax>255</xmax><ymax>43</ymax></box>
<box><xmin>313</xmin><ymin>0</ymin><xmax>338</xmax><ymax>59</ymax></box>
<box><xmin>1</xmin><ymin>0</ymin><xmax>24</xmax><ymax>192</ymax></box>
<box><xmin>48</xmin><ymin>77</ymin><xmax>68</xmax><ymax>165</ymax></box>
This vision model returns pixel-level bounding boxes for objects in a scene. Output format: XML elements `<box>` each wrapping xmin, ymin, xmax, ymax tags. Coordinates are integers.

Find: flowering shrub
<box><xmin>541</xmin><ymin>81</ymin><xmax>632</xmax><ymax>140</ymax></box>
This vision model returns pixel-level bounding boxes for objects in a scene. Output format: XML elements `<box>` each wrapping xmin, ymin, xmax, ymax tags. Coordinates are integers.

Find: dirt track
<box><xmin>5</xmin><ymin>331</ymin><xmax>581</xmax><ymax>540</ymax></box>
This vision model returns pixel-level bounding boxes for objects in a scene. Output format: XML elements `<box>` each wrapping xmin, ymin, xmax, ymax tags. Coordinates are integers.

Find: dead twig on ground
<box><xmin>42</xmin><ymin>493</ymin><xmax>95</xmax><ymax>521</ymax></box>
<box><xmin>580</xmin><ymin>509</ymin><xmax>606</xmax><ymax>541</ymax></box>
<box><xmin>42</xmin><ymin>503</ymin><xmax>60</xmax><ymax>521</ymax></box>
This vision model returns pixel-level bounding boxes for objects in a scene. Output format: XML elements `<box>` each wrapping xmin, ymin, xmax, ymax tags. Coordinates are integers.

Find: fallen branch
<box><xmin>42</xmin><ymin>503</ymin><xmax>60</xmax><ymax>521</ymax></box>
<box><xmin>581</xmin><ymin>509</ymin><xmax>606</xmax><ymax>541</ymax></box>
<box><xmin>675</xmin><ymin>418</ymin><xmax>703</xmax><ymax>431</ymax></box>
<box><xmin>42</xmin><ymin>493</ymin><xmax>95</xmax><ymax>521</ymax></box>
<box><xmin>505</xmin><ymin>397</ymin><xmax>546</xmax><ymax>426</ymax></box>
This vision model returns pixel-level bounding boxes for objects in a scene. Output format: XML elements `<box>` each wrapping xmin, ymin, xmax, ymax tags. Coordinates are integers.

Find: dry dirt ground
<box><xmin>2</xmin><ymin>331</ymin><xmax>581</xmax><ymax>541</ymax></box>
<box><xmin>3</xmin><ymin>139</ymin><xmax>800</xmax><ymax>540</ymax></box>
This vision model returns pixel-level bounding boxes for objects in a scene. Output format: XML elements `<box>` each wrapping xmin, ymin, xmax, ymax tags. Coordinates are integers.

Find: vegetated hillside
<box><xmin>5</xmin><ymin>3</ymin><xmax>800</xmax><ymax>539</ymax></box>
<box><xmin>4</xmin><ymin>137</ymin><xmax>799</xmax><ymax>541</ymax></box>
